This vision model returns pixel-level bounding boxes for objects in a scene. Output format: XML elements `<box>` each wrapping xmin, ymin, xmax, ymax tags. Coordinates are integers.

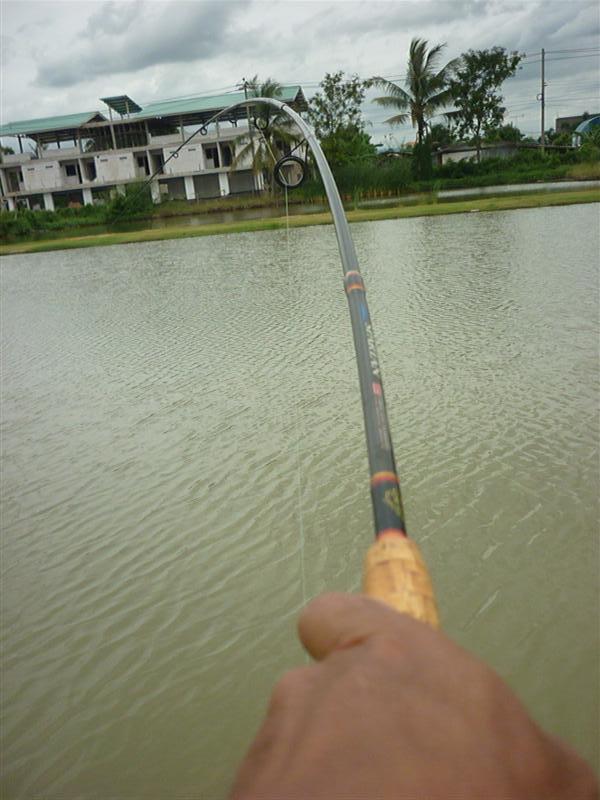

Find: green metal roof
<box><xmin>0</xmin><ymin>111</ymin><xmax>105</xmax><ymax>137</ymax></box>
<box><xmin>0</xmin><ymin>86</ymin><xmax>307</xmax><ymax>139</ymax></box>
<box><xmin>134</xmin><ymin>85</ymin><xmax>306</xmax><ymax>120</ymax></box>
<box><xmin>101</xmin><ymin>95</ymin><xmax>142</xmax><ymax>115</ymax></box>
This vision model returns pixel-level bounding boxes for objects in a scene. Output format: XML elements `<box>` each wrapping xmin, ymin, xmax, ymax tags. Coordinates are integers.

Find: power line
<box><xmin>545</xmin><ymin>47</ymin><xmax>600</xmax><ymax>54</ymax></box>
<box><xmin>522</xmin><ymin>47</ymin><xmax>600</xmax><ymax>58</ymax></box>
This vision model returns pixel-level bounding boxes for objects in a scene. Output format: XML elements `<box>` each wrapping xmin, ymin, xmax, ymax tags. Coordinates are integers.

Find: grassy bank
<box><xmin>1</xmin><ymin>188</ymin><xmax>598</xmax><ymax>256</ymax></box>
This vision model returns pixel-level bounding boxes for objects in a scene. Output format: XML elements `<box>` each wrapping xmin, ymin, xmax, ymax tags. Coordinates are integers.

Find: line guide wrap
<box><xmin>139</xmin><ymin>97</ymin><xmax>439</xmax><ymax>626</ymax></box>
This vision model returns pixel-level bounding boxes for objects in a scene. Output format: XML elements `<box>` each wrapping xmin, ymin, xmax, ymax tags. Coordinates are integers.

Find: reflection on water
<box><xmin>1</xmin><ymin>204</ymin><xmax>598</xmax><ymax>797</ymax></box>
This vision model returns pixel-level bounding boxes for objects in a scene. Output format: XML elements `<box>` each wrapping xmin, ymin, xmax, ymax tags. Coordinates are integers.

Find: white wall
<box><xmin>94</xmin><ymin>152</ymin><xmax>136</xmax><ymax>182</ymax></box>
<box><xmin>22</xmin><ymin>160</ymin><xmax>62</xmax><ymax>191</ymax></box>
<box><xmin>2</xmin><ymin>153</ymin><xmax>31</xmax><ymax>165</ymax></box>
<box><xmin>162</xmin><ymin>145</ymin><xmax>203</xmax><ymax>175</ymax></box>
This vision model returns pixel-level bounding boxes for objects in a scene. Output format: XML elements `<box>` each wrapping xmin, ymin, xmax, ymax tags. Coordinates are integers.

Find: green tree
<box><xmin>427</xmin><ymin>122</ymin><xmax>456</xmax><ymax>148</ymax></box>
<box><xmin>448</xmin><ymin>48</ymin><xmax>522</xmax><ymax>162</ymax></box>
<box><xmin>320</xmin><ymin>126</ymin><xmax>377</xmax><ymax>167</ymax></box>
<box><xmin>579</xmin><ymin>126</ymin><xmax>600</xmax><ymax>160</ymax></box>
<box><xmin>232</xmin><ymin>76</ymin><xmax>298</xmax><ymax>193</ymax></box>
<box><xmin>0</xmin><ymin>145</ymin><xmax>15</xmax><ymax>163</ymax></box>
<box><xmin>540</xmin><ymin>128</ymin><xmax>573</xmax><ymax>146</ymax></box>
<box><xmin>369</xmin><ymin>39</ymin><xmax>458</xmax><ymax>147</ymax></box>
<box><xmin>485</xmin><ymin>123</ymin><xmax>523</xmax><ymax>143</ymax></box>
<box><xmin>307</xmin><ymin>72</ymin><xmax>375</xmax><ymax>166</ymax></box>
<box><xmin>307</xmin><ymin>71</ymin><xmax>367</xmax><ymax>139</ymax></box>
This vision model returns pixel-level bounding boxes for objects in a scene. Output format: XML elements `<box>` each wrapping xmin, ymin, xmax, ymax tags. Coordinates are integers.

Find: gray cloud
<box><xmin>36</xmin><ymin>1</ymin><xmax>250</xmax><ymax>88</ymax></box>
<box><xmin>82</xmin><ymin>1</ymin><xmax>143</xmax><ymax>37</ymax></box>
<box><xmin>313</xmin><ymin>0</ymin><xmax>498</xmax><ymax>38</ymax></box>
<box><xmin>2</xmin><ymin>0</ymin><xmax>597</xmax><ymax>141</ymax></box>
<box><xmin>1</xmin><ymin>35</ymin><xmax>15</xmax><ymax>68</ymax></box>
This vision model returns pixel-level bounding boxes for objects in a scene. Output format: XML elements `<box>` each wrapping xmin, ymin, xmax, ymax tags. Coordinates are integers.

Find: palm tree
<box><xmin>369</xmin><ymin>39</ymin><xmax>458</xmax><ymax>145</ymax></box>
<box><xmin>232</xmin><ymin>76</ymin><xmax>298</xmax><ymax>193</ymax></box>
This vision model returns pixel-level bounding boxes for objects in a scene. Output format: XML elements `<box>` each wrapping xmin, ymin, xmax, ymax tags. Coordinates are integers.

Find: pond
<box><xmin>1</xmin><ymin>203</ymin><xmax>598</xmax><ymax>797</ymax></box>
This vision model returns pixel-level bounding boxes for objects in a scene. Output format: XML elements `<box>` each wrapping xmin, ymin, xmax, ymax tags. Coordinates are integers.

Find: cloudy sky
<box><xmin>1</xmin><ymin>0</ymin><xmax>599</xmax><ymax>148</ymax></box>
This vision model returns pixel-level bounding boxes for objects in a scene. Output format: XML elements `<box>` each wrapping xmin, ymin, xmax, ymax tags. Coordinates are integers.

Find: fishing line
<box><xmin>120</xmin><ymin>95</ymin><xmax>437</xmax><ymax>625</ymax></box>
<box><xmin>253</xmin><ymin>114</ymin><xmax>310</xmax><ymax>614</ymax></box>
<box><xmin>251</xmin><ymin>113</ymin><xmax>309</xmax><ymax>614</ymax></box>
<box><xmin>283</xmin><ymin>183</ymin><xmax>309</xmax><ymax>615</ymax></box>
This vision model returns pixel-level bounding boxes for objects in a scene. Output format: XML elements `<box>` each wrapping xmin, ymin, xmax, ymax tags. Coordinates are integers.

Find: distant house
<box><xmin>433</xmin><ymin>140</ymin><xmax>574</xmax><ymax>166</ymax></box>
<box><xmin>555</xmin><ymin>113</ymin><xmax>600</xmax><ymax>134</ymax></box>
<box><xmin>376</xmin><ymin>148</ymin><xmax>413</xmax><ymax>162</ymax></box>
<box><xmin>433</xmin><ymin>142</ymin><xmax>520</xmax><ymax>166</ymax></box>
<box><xmin>0</xmin><ymin>87</ymin><xmax>307</xmax><ymax>212</ymax></box>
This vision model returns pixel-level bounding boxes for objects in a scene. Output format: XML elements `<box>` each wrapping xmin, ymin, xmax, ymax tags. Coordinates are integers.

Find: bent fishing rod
<box><xmin>135</xmin><ymin>97</ymin><xmax>439</xmax><ymax>626</ymax></box>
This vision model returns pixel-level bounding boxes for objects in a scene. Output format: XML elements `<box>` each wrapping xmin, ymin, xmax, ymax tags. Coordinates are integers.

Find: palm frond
<box><xmin>372</xmin><ymin>93</ymin><xmax>410</xmax><ymax>110</ymax></box>
<box><xmin>423</xmin><ymin>86</ymin><xmax>455</xmax><ymax>112</ymax></box>
<box><xmin>369</xmin><ymin>77</ymin><xmax>409</xmax><ymax>100</ymax></box>
<box><xmin>424</xmin><ymin>42</ymin><xmax>446</xmax><ymax>72</ymax></box>
<box><xmin>384</xmin><ymin>113</ymin><xmax>410</xmax><ymax>126</ymax></box>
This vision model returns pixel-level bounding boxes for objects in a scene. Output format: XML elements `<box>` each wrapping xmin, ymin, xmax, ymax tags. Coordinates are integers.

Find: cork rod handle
<box><xmin>362</xmin><ymin>535</ymin><xmax>440</xmax><ymax>627</ymax></box>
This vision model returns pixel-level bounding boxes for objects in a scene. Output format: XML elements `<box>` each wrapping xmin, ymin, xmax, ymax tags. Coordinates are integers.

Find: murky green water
<box><xmin>1</xmin><ymin>204</ymin><xmax>598</xmax><ymax>798</ymax></box>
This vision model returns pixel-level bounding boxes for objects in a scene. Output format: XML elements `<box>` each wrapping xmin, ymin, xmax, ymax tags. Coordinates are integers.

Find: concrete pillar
<box><xmin>82</xmin><ymin>187</ymin><xmax>93</xmax><ymax>205</ymax></box>
<box><xmin>108</xmin><ymin>108</ymin><xmax>117</xmax><ymax>150</ymax></box>
<box><xmin>115</xmin><ymin>184</ymin><xmax>126</xmax><ymax>196</ymax></box>
<box><xmin>6</xmin><ymin>196</ymin><xmax>16</xmax><ymax>211</ymax></box>
<box><xmin>150</xmin><ymin>180</ymin><xmax>160</xmax><ymax>204</ymax></box>
<box><xmin>184</xmin><ymin>175</ymin><xmax>196</xmax><ymax>201</ymax></box>
<box><xmin>218</xmin><ymin>172</ymin><xmax>230</xmax><ymax>196</ymax></box>
<box><xmin>43</xmin><ymin>192</ymin><xmax>55</xmax><ymax>211</ymax></box>
<box><xmin>254</xmin><ymin>171</ymin><xmax>265</xmax><ymax>191</ymax></box>
<box><xmin>0</xmin><ymin>168</ymin><xmax>9</xmax><ymax>197</ymax></box>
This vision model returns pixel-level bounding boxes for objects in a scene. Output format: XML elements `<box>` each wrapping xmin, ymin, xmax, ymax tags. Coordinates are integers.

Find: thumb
<box><xmin>298</xmin><ymin>592</ymin><xmax>436</xmax><ymax>661</ymax></box>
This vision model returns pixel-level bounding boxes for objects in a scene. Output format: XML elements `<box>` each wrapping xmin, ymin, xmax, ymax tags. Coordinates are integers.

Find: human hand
<box><xmin>229</xmin><ymin>592</ymin><xmax>598</xmax><ymax>800</ymax></box>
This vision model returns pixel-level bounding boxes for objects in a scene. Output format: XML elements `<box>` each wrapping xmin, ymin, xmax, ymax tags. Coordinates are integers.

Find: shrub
<box><xmin>103</xmin><ymin>182</ymin><xmax>154</xmax><ymax>223</ymax></box>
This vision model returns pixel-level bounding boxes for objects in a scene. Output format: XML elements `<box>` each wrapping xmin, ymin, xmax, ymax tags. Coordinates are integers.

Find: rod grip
<box><xmin>362</xmin><ymin>535</ymin><xmax>440</xmax><ymax>627</ymax></box>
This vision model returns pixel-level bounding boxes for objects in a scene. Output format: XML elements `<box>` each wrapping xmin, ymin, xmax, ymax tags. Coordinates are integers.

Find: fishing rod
<box><xmin>137</xmin><ymin>97</ymin><xmax>439</xmax><ymax>625</ymax></box>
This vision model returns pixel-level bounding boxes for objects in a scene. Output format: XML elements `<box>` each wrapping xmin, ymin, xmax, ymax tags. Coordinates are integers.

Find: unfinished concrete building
<box><xmin>0</xmin><ymin>87</ymin><xmax>307</xmax><ymax>211</ymax></box>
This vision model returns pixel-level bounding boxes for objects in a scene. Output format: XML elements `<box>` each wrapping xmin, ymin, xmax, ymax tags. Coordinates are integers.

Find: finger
<box><xmin>229</xmin><ymin>666</ymin><xmax>317</xmax><ymax>798</ymax></box>
<box><xmin>298</xmin><ymin>591</ymin><xmax>436</xmax><ymax>661</ymax></box>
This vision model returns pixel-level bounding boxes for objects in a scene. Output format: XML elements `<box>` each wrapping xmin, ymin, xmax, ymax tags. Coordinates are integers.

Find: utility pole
<box><xmin>540</xmin><ymin>48</ymin><xmax>546</xmax><ymax>153</ymax></box>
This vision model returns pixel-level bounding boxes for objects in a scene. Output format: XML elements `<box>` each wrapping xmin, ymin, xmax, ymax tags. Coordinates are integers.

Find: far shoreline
<box><xmin>1</xmin><ymin>188</ymin><xmax>598</xmax><ymax>257</ymax></box>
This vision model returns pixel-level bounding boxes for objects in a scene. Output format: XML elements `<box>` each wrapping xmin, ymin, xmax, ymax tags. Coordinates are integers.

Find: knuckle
<box><xmin>269</xmin><ymin>667</ymin><xmax>308</xmax><ymax>711</ymax></box>
<box><xmin>365</xmin><ymin>633</ymin><xmax>406</xmax><ymax>663</ymax></box>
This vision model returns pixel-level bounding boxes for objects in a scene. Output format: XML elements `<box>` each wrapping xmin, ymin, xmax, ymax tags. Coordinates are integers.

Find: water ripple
<box><xmin>1</xmin><ymin>205</ymin><xmax>598</xmax><ymax>796</ymax></box>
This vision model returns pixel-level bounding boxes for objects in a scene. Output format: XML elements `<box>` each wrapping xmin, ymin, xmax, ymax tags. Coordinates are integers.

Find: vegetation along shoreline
<box><xmin>1</xmin><ymin>188</ymin><xmax>597</xmax><ymax>256</ymax></box>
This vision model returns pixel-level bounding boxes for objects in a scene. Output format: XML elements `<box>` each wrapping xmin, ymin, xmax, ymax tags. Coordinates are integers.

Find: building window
<box><xmin>221</xmin><ymin>145</ymin><xmax>232</xmax><ymax>167</ymax></box>
<box><xmin>137</xmin><ymin>155</ymin><xmax>150</xmax><ymax>175</ymax></box>
<box><xmin>65</xmin><ymin>164</ymin><xmax>77</xmax><ymax>176</ymax></box>
<box><xmin>204</xmin><ymin>146</ymin><xmax>220</xmax><ymax>168</ymax></box>
<box><xmin>84</xmin><ymin>161</ymin><xmax>97</xmax><ymax>181</ymax></box>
